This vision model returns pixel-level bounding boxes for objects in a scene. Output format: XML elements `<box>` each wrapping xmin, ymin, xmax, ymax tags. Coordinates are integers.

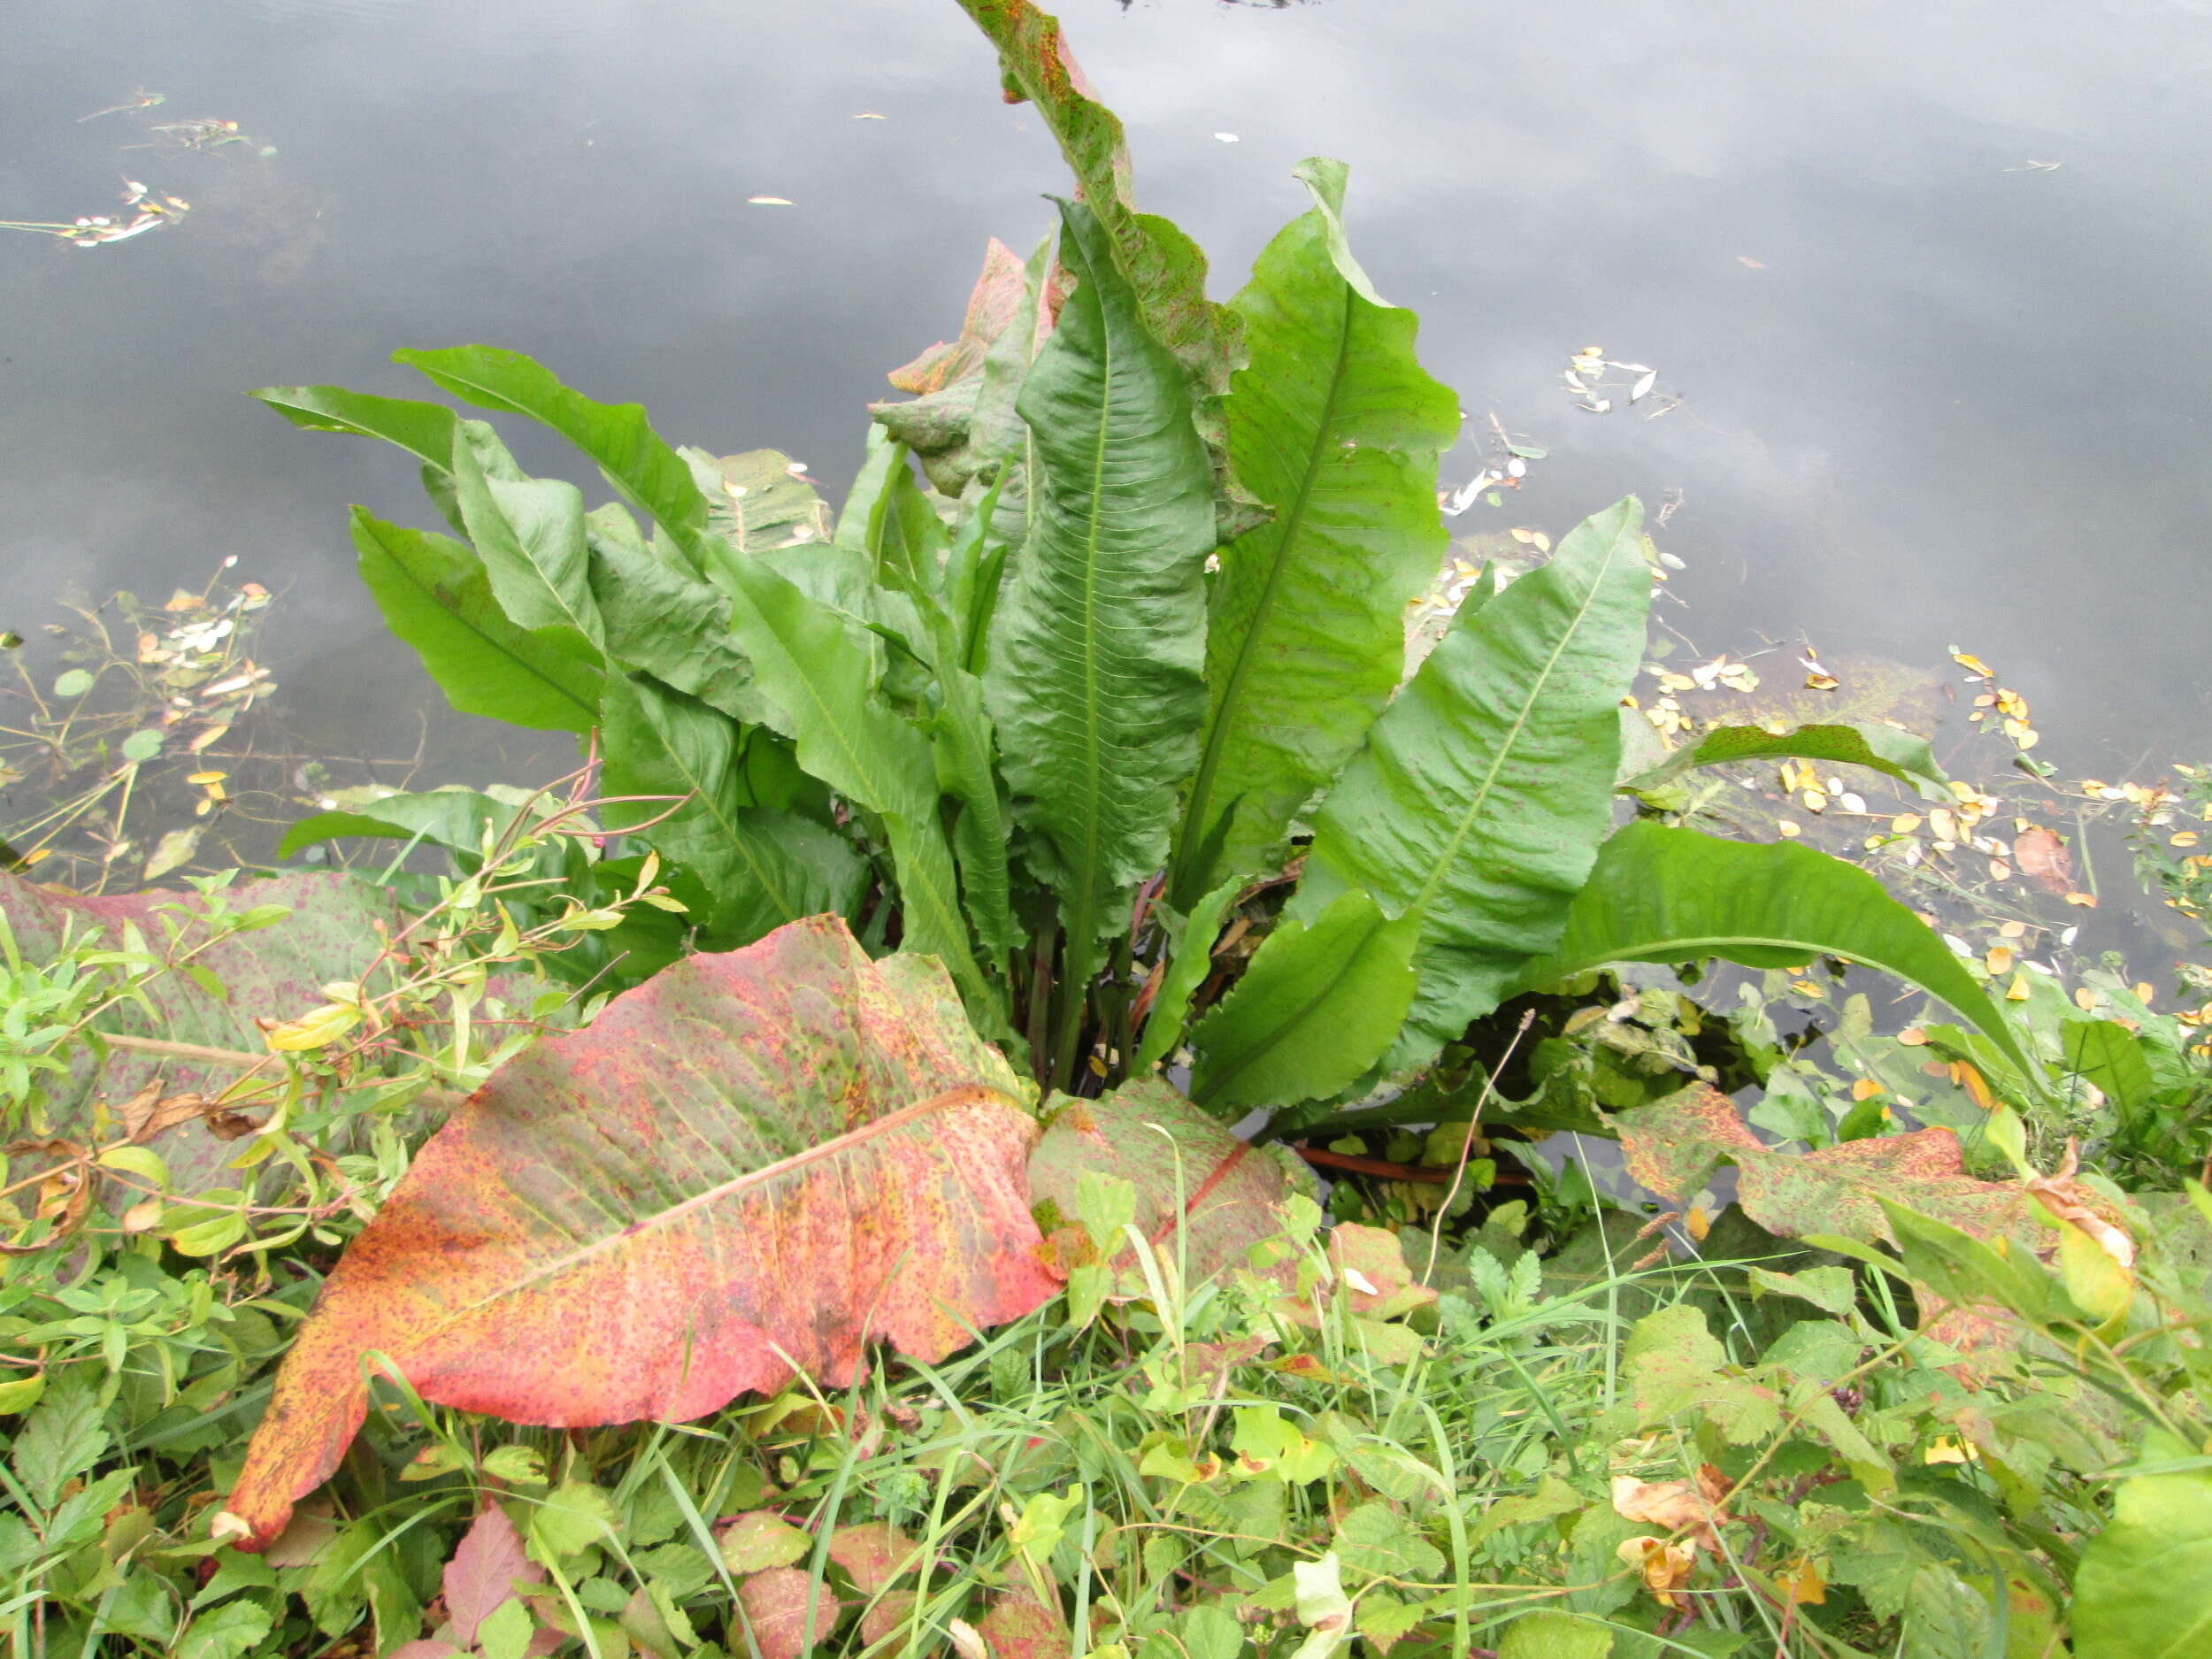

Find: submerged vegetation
<box><xmin>2</xmin><ymin>3</ymin><xmax>2208</xmax><ymax>1657</ymax></box>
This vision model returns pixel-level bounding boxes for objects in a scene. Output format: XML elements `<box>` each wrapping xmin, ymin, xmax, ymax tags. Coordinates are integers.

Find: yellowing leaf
<box><xmin>262</xmin><ymin>1002</ymin><xmax>361</xmax><ymax>1052</ymax></box>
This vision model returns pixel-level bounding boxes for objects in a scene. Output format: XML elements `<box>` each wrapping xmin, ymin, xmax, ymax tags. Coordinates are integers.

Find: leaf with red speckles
<box><xmin>886</xmin><ymin>240</ymin><xmax>1031</xmax><ymax>396</ymax></box>
<box><xmin>1027</xmin><ymin>1077</ymin><xmax>1310</xmax><ymax>1295</ymax></box>
<box><xmin>977</xmin><ymin>1594</ymin><xmax>1067</xmax><ymax>1659</ymax></box>
<box><xmin>739</xmin><ymin>1569</ymin><xmax>843</xmax><ymax>1659</ymax></box>
<box><xmin>220</xmin><ymin>915</ymin><xmax>1058</xmax><ymax>1549</ymax></box>
<box><xmin>950</xmin><ymin>0</ymin><xmax>1240</xmax><ymax>411</ymax></box>
<box><xmin>1620</xmin><ymin>1084</ymin><xmax>2039</xmax><ymax>1370</ymax></box>
<box><xmin>826</xmin><ymin>1523</ymin><xmax>922</xmax><ymax>1594</ymax></box>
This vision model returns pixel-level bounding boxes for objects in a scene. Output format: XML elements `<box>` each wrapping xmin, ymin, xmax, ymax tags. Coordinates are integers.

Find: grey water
<box><xmin>4</xmin><ymin>0</ymin><xmax>2209</xmax><ymax>820</ymax></box>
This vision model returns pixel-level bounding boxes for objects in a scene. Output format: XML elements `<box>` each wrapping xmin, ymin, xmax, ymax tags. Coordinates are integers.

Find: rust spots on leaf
<box><xmin>1622</xmin><ymin>1085</ymin><xmax>2039</xmax><ymax>1373</ymax></box>
<box><xmin>1028</xmin><ymin>1077</ymin><xmax>1304</xmax><ymax>1296</ymax></box>
<box><xmin>887</xmin><ymin>239</ymin><xmax>1031</xmax><ymax>396</ymax></box>
<box><xmin>221</xmin><ymin>916</ymin><xmax>1057</xmax><ymax>1549</ymax></box>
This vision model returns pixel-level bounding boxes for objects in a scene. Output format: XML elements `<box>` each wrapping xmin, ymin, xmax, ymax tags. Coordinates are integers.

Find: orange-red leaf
<box><xmin>1621</xmin><ymin>1085</ymin><xmax>2036</xmax><ymax>1368</ymax></box>
<box><xmin>1027</xmin><ymin>1077</ymin><xmax>1307</xmax><ymax>1291</ymax></box>
<box><xmin>740</xmin><ymin>1568</ymin><xmax>843</xmax><ymax>1659</ymax></box>
<box><xmin>221</xmin><ymin>916</ymin><xmax>1056</xmax><ymax>1548</ymax></box>
<box><xmin>886</xmin><ymin>239</ymin><xmax>1030</xmax><ymax>394</ymax></box>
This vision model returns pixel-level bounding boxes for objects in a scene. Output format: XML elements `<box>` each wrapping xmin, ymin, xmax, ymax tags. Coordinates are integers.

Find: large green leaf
<box><xmin>1292</xmin><ymin>498</ymin><xmax>1652</xmax><ymax>1064</ymax></box>
<box><xmin>394</xmin><ymin>346</ymin><xmax>715</xmax><ymax>567</ymax></box>
<box><xmin>2072</xmin><ymin>1458</ymin><xmax>2212</xmax><ymax>1659</ymax></box>
<box><xmin>1171</xmin><ymin>160</ymin><xmax>1457</xmax><ymax>907</ymax></box>
<box><xmin>350</xmin><ymin>507</ymin><xmax>603</xmax><ymax>733</ymax></box>
<box><xmin>449</xmin><ymin>431</ymin><xmax>605</xmax><ymax>648</ymax></box>
<box><xmin>584</xmin><ymin>512</ymin><xmax>768</xmax><ymax>727</ymax></box>
<box><xmin>690</xmin><ymin>540</ymin><xmax>990</xmax><ymax>1018</ymax></box>
<box><xmin>219</xmin><ymin>915</ymin><xmax>1056</xmax><ymax>1549</ymax></box>
<box><xmin>277</xmin><ymin>785</ymin><xmax>547</xmax><ymax>862</ymax></box>
<box><xmin>1188</xmin><ymin>890</ymin><xmax>1417</xmax><ymax>1112</ymax></box>
<box><xmin>598</xmin><ymin>674</ymin><xmax>865</xmax><ymax>946</ymax></box>
<box><xmin>1512</xmin><ymin>819</ymin><xmax>2036</xmax><ymax>1079</ymax></box>
<box><xmin>984</xmin><ymin>201</ymin><xmax>1216</xmax><ymax>1077</ymax></box>
<box><xmin>1618</xmin><ymin>719</ymin><xmax>1950</xmax><ymax>803</ymax></box>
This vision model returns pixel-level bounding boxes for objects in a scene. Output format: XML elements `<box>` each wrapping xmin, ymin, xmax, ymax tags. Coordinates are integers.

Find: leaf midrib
<box><xmin>435</xmin><ymin>1086</ymin><xmax>1024</xmax><ymax>1323</ymax></box>
<box><xmin>1409</xmin><ymin>530</ymin><xmax>1625</xmax><ymax>916</ymax></box>
<box><xmin>361</xmin><ymin>511</ymin><xmax>600</xmax><ymax>728</ymax></box>
<box><xmin>1194</xmin><ymin>909</ymin><xmax>1387</xmax><ymax>1107</ymax></box>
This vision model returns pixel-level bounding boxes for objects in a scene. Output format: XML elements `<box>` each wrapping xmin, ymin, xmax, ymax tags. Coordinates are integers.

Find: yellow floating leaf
<box><xmin>1686</xmin><ymin>1206</ymin><xmax>1710</xmax><ymax>1241</ymax></box>
<box><xmin>1952</xmin><ymin>1063</ymin><xmax>1996</xmax><ymax>1110</ymax></box>
<box><xmin>1988</xmin><ymin>858</ymin><xmax>2012</xmax><ymax>880</ymax></box>
<box><xmin>1898</xmin><ymin>1026</ymin><xmax>1928</xmax><ymax>1046</ymax></box>
<box><xmin>2074</xmin><ymin>987</ymin><xmax>2100</xmax><ymax>1012</ymax></box>
<box><xmin>2007</xmin><ymin>972</ymin><xmax>2031</xmax><ymax>1002</ymax></box>
<box><xmin>184</xmin><ymin>770</ymin><xmax>227</xmax><ymax>785</ymax></box>
<box><xmin>1777</xmin><ymin>820</ymin><xmax>1801</xmax><ymax>838</ymax></box>
<box><xmin>1891</xmin><ymin>813</ymin><xmax>1922</xmax><ymax>834</ymax></box>
<box><xmin>1951</xmin><ymin>650</ymin><xmax>1993</xmax><ymax>677</ymax></box>
<box><xmin>1805</xmin><ymin>672</ymin><xmax>1839</xmax><ymax>691</ymax></box>
<box><xmin>2063</xmin><ymin>891</ymin><xmax>2097</xmax><ymax>908</ymax></box>
<box><xmin>1850</xmin><ymin>1078</ymin><xmax>1884</xmax><ymax>1101</ymax></box>
<box><xmin>2171</xmin><ymin>831</ymin><xmax>2200</xmax><ymax>847</ymax></box>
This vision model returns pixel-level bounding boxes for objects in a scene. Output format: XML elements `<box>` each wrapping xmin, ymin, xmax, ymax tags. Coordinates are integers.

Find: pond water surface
<box><xmin>4</xmin><ymin>0</ymin><xmax>2208</xmax><ymax>866</ymax></box>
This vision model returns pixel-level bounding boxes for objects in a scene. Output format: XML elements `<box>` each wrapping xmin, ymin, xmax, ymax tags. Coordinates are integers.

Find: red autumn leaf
<box><xmin>1</xmin><ymin>869</ymin><xmax>402</xmax><ymax>1192</ymax></box>
<box><xmin>885</xmin><ymin>239</ymin><xmax>1031</xmax><ymax>395</ymax></box>
<box><xmin>826</xmin><ymin>1522</ymin><xmax>923</xmax><ymax>1594</ymax></box>
<box><xmin>220</xmin><ymin>916</ymin><xmax>1059</xmax><ymax>1548</ymax></box>
<box><xmin>976</xmin><ymin>1594</ymin><xmax>1066</xmax><ymax>1659</ymax></box>
<box><xmin>1026</xmin><ymin>1077</ymin><xmax>1307</xmax><ymax>1291</ymax></box>
<box><xmin>739</xmin><ymin>1568</ymin><xmax>844</xmax><ymax>1659</ymax></box>
<box><xmin>442</xmin><ymin>1506</ymin><xmax>541</xmax><ymax>1647</ymax></box>
<box><xmin>1621</xmin><ymin>1085</ymin><xmax>2037</xmax><ymax>1368</ymax></box>
<box><xmin>858</xmin><ymin>1590</ymin><xmax>918</xmax><ymax>1650</ymax></box>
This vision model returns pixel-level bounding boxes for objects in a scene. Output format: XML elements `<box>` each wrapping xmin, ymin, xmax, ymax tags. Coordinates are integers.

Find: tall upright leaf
<box><xmin>598</xmin><ymin>675</ymin><xmax>865</xmax><ymax>945</ymax></box>
<box><xmin>1511</xmin><ymin>818</ymin><xmax>2038</xmax><ymax>1079</ymax></box>
<box><xmin>983</xmin><ymin>201</ymin><xmax>1216</xmax><ymax>1079</ymax></box>
<box><xmin>1171</xmin><ymin>159</ymin><xmax>1458</xmax><ymax>907</ymax></box>
<box><xmin>952</xmin><ymin>0</ymin><xmax>1239</xmax><ymax>413</ymax></box>
<box><xmin>394</xmin><ymin>345</ymin><xmax>715</xmax><ymax>567</ymax></box>
<box><xmin>1293</xmin><ymin>498</ymin><xmax>1652</xmax><ymax>1064</ymax></box>
<box><xmin>350</xmin><ymin>508</ymin><xmax>603</xmax><ymax>734</ymax></box>
<box><xmin>219</xmin><ymin>916</ymin><xmax>1056</xmax><ymax>1548</ymax></box>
